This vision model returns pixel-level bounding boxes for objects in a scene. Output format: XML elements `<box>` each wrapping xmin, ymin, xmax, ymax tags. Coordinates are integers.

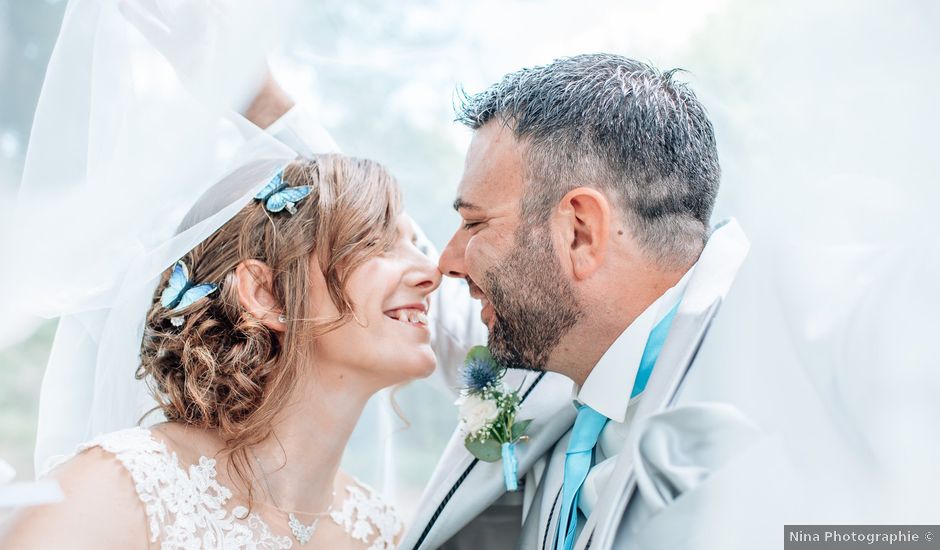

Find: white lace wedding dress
<box><xmin>68</xmin><ymin>427</ymin><xmax>403</xmax><ymax>550</ymax></box>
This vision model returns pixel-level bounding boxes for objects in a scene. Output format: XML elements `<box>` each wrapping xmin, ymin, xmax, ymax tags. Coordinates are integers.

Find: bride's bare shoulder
<box><xmin>1</xmin><ymin>444</ymin><xmax>148</xmax><ymax>550</ymax></box>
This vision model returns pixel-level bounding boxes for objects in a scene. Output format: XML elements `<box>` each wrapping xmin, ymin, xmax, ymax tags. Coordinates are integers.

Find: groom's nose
<box><xmin>438</xmin><ymin>229</ymin><xmax>468</xmax><ymax>279</ymax></box>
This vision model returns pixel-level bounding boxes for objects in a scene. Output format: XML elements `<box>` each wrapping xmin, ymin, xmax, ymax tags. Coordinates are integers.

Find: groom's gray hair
<box><xmin>456</xmin><ymin>53</ymin><xmax>719</xmax><ymax>268</ymax></box>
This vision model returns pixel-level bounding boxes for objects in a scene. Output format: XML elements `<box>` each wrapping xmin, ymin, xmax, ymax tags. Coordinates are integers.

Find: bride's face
<box><xmin>307</xmin><ymin>213</ymin><xmax>441</xmax><ymax>387</ymax></box>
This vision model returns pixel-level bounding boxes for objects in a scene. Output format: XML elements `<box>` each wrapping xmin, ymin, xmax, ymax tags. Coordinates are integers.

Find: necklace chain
<box><xmin>249</xmin><ymin>447</ymin><xmax>336</xmax><ymax>546</ymax></box>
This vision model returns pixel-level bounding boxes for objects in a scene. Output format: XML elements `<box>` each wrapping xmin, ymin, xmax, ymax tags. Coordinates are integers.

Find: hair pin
<box><xmin>160</xmin><ymin>260</ymin><xmax>218</xmax><ymax>325</ymax></box>
<box><xmin>254</xmin><ymin>168</ymin><xmax>312</xmax><ymax>215</ymax></box>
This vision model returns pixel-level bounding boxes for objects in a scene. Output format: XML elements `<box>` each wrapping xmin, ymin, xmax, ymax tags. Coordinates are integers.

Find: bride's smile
<box><xmin>383</xmin><ymin>304</ymin><xmax>430</xmax><ymax>328</ymax></box>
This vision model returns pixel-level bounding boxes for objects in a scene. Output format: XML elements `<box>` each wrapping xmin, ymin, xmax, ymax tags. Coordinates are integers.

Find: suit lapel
<box><xmin>574</xmin><ymin>301</ymin><xmax>722</xmax><ymax>550</ymax></box>
<box><xmin>574</xmin><ymin>219</ymin><xmax>751</xmax><ymax>550</ymax></box>
<box><xmin>401</xmin><ymin>370</ymin><xmax>576</xmax><ymax>550</ymax></box>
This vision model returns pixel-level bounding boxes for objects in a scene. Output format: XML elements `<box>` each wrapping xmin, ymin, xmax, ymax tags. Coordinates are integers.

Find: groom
<box><xmin>249</xmin><ymin>55</ymin><xmax>754</xmax><ymax>548</ymax></box>
<box><xmin>397</xmin><ymin>54</ymin><xmax>754</xmax><ymax>550</ymax></box>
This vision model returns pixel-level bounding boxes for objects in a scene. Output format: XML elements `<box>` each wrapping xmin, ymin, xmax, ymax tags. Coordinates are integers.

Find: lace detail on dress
<box><xmin>78</xmin><ymin>428</ymin><xmax>402</xmax><ymax>549</ymax></box>
<box><xmin>78</xmin><ymin>427</ymin><xmax>291</xmax><ymax>550</ymax></box>
<box><xmin>330</xmin><ymin>478</ymin><xmax>403</xmax><ymax>550</ymax></box>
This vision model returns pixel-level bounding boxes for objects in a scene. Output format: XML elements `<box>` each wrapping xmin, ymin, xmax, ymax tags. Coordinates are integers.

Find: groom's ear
<box><xmin>234</xmin><ymin>259</ymin><xmax>287</xmax><ymax>332</ymax></box>
<box><xmin>557</xmin><ymin>187</ymin><xmax>611</xmax><ymax>280</ymax></box>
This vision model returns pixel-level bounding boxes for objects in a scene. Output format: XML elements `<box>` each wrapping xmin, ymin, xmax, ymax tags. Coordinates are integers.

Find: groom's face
<box><xmin>440</xmin><ymin>123</ymin><xmax>580</xmax><ymax>371</ymax></box>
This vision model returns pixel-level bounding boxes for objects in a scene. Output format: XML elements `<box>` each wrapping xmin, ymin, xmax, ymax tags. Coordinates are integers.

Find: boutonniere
<box><xmin>455</xmin><ymin>346</ymin><xmax>532</xmax><ymax>491</ymax></box>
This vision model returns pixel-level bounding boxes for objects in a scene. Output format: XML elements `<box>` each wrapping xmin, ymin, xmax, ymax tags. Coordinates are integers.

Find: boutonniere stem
<box><xmin>455</xmin><ymin>346</ymin><xmax>532</xmax><ymax>491</ymax></box>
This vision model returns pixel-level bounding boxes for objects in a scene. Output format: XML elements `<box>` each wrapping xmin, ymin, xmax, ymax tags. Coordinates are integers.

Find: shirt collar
<box><xmin>574</xmin><ymin>262</ymin><xmax>695</xmax><ymax>423</ymax></box>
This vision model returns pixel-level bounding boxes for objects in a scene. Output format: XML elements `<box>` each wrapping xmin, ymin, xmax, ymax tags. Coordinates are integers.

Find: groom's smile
<box><xmin>440</xmin><ymin>122</ymin><xmax>581</xmax><ymax>371</ymax></box>
<box><xmin>466</xmin><ymin>279</ymin><xmax>495</xmax><ymax>329</ymax></box>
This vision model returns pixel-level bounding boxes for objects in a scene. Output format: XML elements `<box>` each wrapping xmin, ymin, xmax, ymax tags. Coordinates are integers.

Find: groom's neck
<box><xmin>549</xmin><ymin>264</ymin><xmax>688</xmax><ymax>386</ymax></box>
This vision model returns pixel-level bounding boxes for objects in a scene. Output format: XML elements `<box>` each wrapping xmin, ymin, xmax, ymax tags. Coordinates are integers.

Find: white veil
<box><xmin>669</xmin><ymin>0</ymin><xmax>940</xmax><ymax>534</ymax></box>
<box><xmin>7</xmin><ymin>0</ymin><xmax>309</xmax><ymax>475</ymax></box>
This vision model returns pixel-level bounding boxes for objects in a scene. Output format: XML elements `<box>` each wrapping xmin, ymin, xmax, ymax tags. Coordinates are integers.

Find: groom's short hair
<box><xmin>456</xmin><ymin>53</ymin><xmax>719</xmax><ymax>268</ymax></box>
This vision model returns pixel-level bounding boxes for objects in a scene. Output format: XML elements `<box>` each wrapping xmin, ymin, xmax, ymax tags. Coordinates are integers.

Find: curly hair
<box><xmin>137</xmin><ymin>154</ymin><xmax>401</xmax><ymax>495</ymax></box>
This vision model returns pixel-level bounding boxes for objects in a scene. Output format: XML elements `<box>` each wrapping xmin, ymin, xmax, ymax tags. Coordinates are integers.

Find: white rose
<box><xmin>455</xmin><ymin>393</ymin><xmax>500</xmax><ymax>436</ymax></box>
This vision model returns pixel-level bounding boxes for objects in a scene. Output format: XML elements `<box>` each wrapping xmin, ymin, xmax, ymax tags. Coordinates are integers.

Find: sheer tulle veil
<box><xmin>676</xmin><ymin>5</ymin><xmax>940</xmax><ymax>526</ymax></box>
<box><xmin>8</xmin><ymin>0</ymin><xmax>315</xmax><ymax>475</ymax></box>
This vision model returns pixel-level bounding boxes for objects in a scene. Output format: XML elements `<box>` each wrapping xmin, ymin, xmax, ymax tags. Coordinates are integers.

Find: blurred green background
<box><xmin>0</xmin><ymin>0</ymin><xmax>68</xmax><ymax>481</ymax></box>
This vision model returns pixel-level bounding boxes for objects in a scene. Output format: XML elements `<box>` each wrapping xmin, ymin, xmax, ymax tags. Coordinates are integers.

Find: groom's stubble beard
<box><xmin>483</xmin><ymin>224</ymin><xmax>582</xmax><ymax>372</ymax></box>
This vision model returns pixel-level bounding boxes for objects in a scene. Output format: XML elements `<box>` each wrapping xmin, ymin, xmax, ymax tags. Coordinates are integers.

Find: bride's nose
<box><xmin>405</xmin><ymin>251</ymin><xmax>442</xmax><ymax>293</ymax></box>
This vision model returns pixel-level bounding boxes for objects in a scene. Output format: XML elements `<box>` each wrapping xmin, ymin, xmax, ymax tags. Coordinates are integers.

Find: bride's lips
<box><xmin>383</xmin><ymin>303</ymin><xmax>429</xmax><ymax>329</ymax></box>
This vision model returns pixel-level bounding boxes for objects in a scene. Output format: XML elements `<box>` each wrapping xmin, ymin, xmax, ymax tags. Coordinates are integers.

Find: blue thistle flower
<box><xmin>461</xmin><ymin>358</ymin><xmax>499</xmax><ymax>393</ymax></box>
<box><xmin>460</xmin><ymin>346</ymin><xmax>502</xmax><ymax>394</ymax></box>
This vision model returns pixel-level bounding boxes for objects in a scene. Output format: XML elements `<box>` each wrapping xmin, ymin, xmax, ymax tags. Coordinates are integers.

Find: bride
<box><xmin>6</xmin><ymin>155</ymin><xmax>447</xmax><ymax>549</ymax></box>
<box><xmin>1</xmin><ymin>0</ymin><xmax>482</xmax><ymax>548</ymax></box>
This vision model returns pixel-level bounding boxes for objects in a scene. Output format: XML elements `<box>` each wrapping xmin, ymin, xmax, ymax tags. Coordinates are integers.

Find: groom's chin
<box><xmin>488</xmin><ymin>336</ymin><xmax>545</xmax><ymax>373</ymax></box>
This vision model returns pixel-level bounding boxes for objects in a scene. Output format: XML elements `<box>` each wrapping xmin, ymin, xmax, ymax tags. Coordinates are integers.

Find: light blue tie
<box><xmin>554</xmin><ymin>302</ymin><xmax>680</xmax><ymax>550</ymax></box>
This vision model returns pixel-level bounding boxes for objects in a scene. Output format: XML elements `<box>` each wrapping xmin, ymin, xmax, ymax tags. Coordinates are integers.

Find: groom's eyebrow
<box><xmin>453</xmin><ymin>197</ymin><xmax>482</xmax><ymax>212</ymax></box>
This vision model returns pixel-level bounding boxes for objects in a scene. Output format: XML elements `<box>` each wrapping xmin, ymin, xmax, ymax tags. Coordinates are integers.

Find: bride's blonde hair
<box><xmin>138</xmin><ymin>154</ymin><xmax>401</xmax><ymax>492</ymax></box>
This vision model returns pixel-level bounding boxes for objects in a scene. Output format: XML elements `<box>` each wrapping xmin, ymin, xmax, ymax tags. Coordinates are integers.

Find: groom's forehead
<box><xmin>457</xmin><ymin>122</ymin><xmax>526</xmax><ymax>208</ymax></box>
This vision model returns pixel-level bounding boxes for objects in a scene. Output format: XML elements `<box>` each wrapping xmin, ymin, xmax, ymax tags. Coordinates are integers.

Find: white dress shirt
<box><xmin>574</xmin><ymin>263</ymin><xmax>697</xmax><ymax>519</ymax></box>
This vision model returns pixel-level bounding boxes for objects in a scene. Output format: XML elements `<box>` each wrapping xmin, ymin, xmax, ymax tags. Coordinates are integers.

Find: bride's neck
<box><xmin>246</xmin><ymin>362</ymin><xmax>376</xmax><ymax>513</ymax></box>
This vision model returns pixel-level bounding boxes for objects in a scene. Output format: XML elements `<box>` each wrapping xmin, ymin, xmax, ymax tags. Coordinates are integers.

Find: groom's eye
<box><xmin>463</xmin><ymin>221</ymin><xmax>483</xmax><ymax>231</ymax></box>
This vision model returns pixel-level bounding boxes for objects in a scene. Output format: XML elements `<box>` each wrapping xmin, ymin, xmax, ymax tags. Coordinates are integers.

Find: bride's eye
<box><xmin>365</xmin><ymin>239</ymin><xmax>385</xmax><ymax>251</ymax></box>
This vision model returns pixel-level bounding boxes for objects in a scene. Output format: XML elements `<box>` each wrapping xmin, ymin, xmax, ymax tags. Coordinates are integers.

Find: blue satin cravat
<box><xmin>554</xmin><ymin>302</ymin><xmax>679</xmax><ymax>550</ymax></box>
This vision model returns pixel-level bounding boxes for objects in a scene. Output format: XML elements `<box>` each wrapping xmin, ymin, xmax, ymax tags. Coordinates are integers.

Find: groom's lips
<box><xmin>481</xmin><ymin>300</ymin><xmax>495</xmax><ymax>328</ymax></box>
<box><xmin>467</xmin><ymin>279</ymin><xmax>485</xmax><ymax>300</ymax></box>
<box><xmin>467</xmin><ymin>279</ymin><xmax>496</xmax><ymax>328</ymax></box>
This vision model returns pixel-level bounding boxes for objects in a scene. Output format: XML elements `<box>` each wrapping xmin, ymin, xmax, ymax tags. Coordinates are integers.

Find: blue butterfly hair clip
<box><xmin>254</xmin><ymin>168</ymin><xmax>312</xmax><ymax>215</ymax></box>
<box><xmin>160</xmin><ymin>260</ymin><xmax>218</xmax><ymax>327</ymax></box>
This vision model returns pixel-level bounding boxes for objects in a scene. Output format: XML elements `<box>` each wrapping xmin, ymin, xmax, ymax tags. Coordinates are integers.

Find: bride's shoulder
<box><xmin>1</xmin><ymin>429</ymin><xmax>155</xmax><ymax>549</ymax></box>
<box><xmin>51</xmin><ymin>429</ymin><xmax>158</xmax><ymax>508</ymax></box>
<box><xmin>54</xmin><ymin>427</ymin><xmax>170</xmax><ymax>517</ymax></box>
<box><xmin>52</xmin><ymin>426</ymin><xmax>174</xmax><ymax>486</ymax></box>
<box><xmin>78</xmin><ymin>426</ymin><xmax>169</xmax><ymax>460</ymax></box>
<box><xmin>45</xmin><ymin>427</ymin><xmax>176</xmax><ymax>536</ymax></box>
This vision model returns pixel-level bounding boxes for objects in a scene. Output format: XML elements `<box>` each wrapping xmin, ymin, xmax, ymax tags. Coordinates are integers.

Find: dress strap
<box><xmin>75</xmin><ymin>427</ymin><xmax>176</xmax><ymax>543</ymax></box>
